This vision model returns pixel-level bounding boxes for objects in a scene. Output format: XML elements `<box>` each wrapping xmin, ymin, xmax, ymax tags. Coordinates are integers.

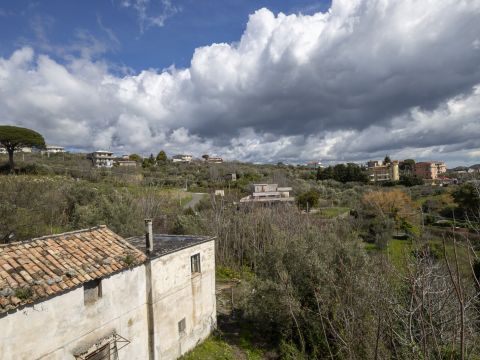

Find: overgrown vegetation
<box><xmin>0</xmin><ymin>175</ymin><xmax>189</xmax><ymax>242</ymax></box>
<box><xmin>2</xmin><ymin>152</ymin><xmax>480</xmax><ymax>359</ymax></box>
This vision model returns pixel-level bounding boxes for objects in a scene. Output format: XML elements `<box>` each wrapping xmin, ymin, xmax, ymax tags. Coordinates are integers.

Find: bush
<box><xmin>399</xmin><ymin>175</ymin><xmax>424</xmax><ymax>187</ymax></box>
<box><xmin>296</xmin><ymin>189</ymin><xmax>320</xmax><ymax>211</ymax></box>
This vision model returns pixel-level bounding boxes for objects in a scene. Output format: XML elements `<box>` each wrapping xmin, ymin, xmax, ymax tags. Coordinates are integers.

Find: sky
<box><xmin>0</xmin><ymin>0</ymin><xmax>479</xmax><ymax>166</ymax></box>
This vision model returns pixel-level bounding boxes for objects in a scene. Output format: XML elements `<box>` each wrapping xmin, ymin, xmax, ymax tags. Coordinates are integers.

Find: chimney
<box><xmin>145</xmin><ymin>219</ymin><xmax>153</xmax><ymax>253</ymax></box>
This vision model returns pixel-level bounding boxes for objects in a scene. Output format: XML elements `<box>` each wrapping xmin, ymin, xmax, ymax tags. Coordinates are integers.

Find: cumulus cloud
<box><xmin>1</xmin><ymin>0</ymin><xmax>480</xmax><ymax>165</ymax></box>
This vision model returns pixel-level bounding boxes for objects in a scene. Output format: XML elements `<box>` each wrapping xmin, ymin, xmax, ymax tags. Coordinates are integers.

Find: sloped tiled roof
<box><xmin>0</xmin><ymin>226</ymin><xmax>146</xmax><ymax>314</ymax></box>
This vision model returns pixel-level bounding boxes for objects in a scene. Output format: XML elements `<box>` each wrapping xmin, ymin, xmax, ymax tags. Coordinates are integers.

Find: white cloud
<box><xmin>119</xmin><ymin>0</ymin><xmax>181</xmax><ymax>33</ymax></box>
<box><xmin>1</xmin><ymin>0</ymin><xmax>480</xmax><ymax>166</ymax></box>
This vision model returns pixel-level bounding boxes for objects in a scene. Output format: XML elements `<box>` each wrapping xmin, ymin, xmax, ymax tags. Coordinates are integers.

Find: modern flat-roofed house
<box><xmin>1</xmin><ymin>147</ymin><xmax>31</xmax><ymax>154</ymax></box>
<box><xmin>45</xmin><ymin>145</ymin><xmax>65</xmax><ymax>154</ymax></box>
<box><xmin>415</xmin><ymin>161</ymin><xmax>447</xmax><ymax>180</ymax></box>
<box><xmin>87</xmin><ymin>150</ymin><xmax>115</xmax><ymax>168</ymax></box>
<box><xmin>367</xmin><ymin>160</ymin><xmax>399</xmax><ymax>182</ymax></box>
<box><xmin>12</xmin><ymin>147</ymin><xmax>32</xmax><ymax>153</ymax></box>
<box><xmin>207</xmin><ymin>157</ymin><xmax>223</xmax><ymax>164</ymax></box>
<box><xmin>0</xmin><ymin>225</ymin><xmax>216</xmax><ymax>360</ymax></box>
<box><xmin>172</xmin><ymin>154</ymin><xmax>193</xmax><ymax>163</ymax></box>
<box><xmin>115</xmin><ymin>159</ymin><xmax>138</xmax><ymax>167</ymax></box>
<box><xmin>239</xmin><ymin>183</ymin><xmax>294</xmax><ymax>204</ymax></box>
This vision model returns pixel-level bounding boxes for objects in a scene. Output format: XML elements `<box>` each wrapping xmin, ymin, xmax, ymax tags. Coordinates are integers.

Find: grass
<box><xmin>237</xmin><ymin>329</ymin><xmax>265</xmax><ymax>360</ymax></box>
<box><xmin>316</xmin><ymin>207</ymin><xmax>350</xmax><ymax>219</ymax></box>
<box><xmin>216</xmin><ymin>265</ymin><xmax>255</xmax><ymax>281</ymax></box>
<box><xmin>364</xmin><ymin>242</ymin><xmax>379</xmax><ymax>252</ymax></box>
<box><xmin>386</xmin><ymin>239</ymin><xmax>415</xmax><ymax>270</ymax></box>
<box><xmin>180</xmin><ymin>335</ymin><xmax>236</xmax><ymax>360</ymax></box>
<box><xmin>414</xmin><ymin>192</ymin><xmax>453</xmax><ymax>207</ymax></box>
<box><xmin>180</xmin><ymin>194</ymin><xmax>193</xmax><ymax>206</ymax></box>
<box><xmin>366</xmin><ymin>238</ymin><xmax>475</xmax><ymax>277</ymax></box>
<box><xmin>180</xmin><ymin>334</ymin><xmax>264</xmax><ymax>360</ymax></box>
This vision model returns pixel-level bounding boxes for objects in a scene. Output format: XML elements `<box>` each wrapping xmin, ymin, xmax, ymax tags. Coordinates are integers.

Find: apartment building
<box><xmin>87</xmin><ymin>150</ymin><xmax>115</xmax><ymax>168</ymax></box>
<box><xmin>414</xmin><ymin>161</ymin><xmax>447</xmax><ymax>180</ymax></box>
<box><xmin>367</xmin><ymin>160</ymin><xmax>399</xmax><ymax>182</ymax></box>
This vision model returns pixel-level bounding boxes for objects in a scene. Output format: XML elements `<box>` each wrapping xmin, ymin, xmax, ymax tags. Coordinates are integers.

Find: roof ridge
<box><xmin>0</xmin><ymin>225</ymin><xmax>107</xmax><ymax>247</ymax></box>
<box><xmin>125</xmin><ymin>233</ymin><xmax>213</xmax><ymax>240</ymax></box>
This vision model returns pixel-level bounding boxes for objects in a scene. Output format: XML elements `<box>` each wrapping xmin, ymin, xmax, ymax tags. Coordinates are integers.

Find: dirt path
<box><xmin>183</xmin><ymin>192</ymin><xmax>206</xmax><ymax>210</ymax></box>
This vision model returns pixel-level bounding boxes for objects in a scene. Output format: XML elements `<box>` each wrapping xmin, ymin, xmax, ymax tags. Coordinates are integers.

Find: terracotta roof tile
<box><xmin>0</xmin><ymin>226</ymin><xmax>146</xmax><ymax>314</ymax></box>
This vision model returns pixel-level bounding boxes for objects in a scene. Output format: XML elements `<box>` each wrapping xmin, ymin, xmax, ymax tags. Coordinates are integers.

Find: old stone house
<box><xmin>0</xmin><ymin>225</ymin><xmax>216</xmax><ymax>360</ymax></box>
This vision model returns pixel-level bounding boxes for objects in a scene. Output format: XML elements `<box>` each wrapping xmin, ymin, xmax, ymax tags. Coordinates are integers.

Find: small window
<box><xmin>84</xmin><ymin>279</ymin><xmax>102</xmax><ymax>305</ymax></box>
<box><xmin>178</xmin><ymin>318</ymin><xmax>186</xmax><ymax>334</ymax></box>
<box><xmin>191</xmin><ymin>253</ymin><xmax>201</xmax><ymax>274</ymax></box>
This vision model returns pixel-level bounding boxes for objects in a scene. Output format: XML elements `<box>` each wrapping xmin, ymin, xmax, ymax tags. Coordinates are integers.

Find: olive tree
<box><xmin>0</xmin><ymin>125</ymin><xmax>45</xmax><ymax>170</ymax></box>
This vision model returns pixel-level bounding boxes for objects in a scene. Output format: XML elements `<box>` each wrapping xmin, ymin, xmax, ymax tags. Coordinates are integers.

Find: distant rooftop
<box><xmin>127</xmin><ymin>234</ymin><xmax>214</xmax><ymax>259</ymax></box>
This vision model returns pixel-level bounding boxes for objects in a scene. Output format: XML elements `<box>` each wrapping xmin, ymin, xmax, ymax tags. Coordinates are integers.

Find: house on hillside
<box><xmin>450</xmin><ymin>166</ymin><xmax>468</xmax><ymax>174</ymax></box>
<box><xmin>239</xmin><ymin>183</ymin><xmax>294</xmax><ymax>204</ymax></box>
<box><xmin>467</xmin><ymin>164</ymin><xmax>480</xmax><ymax>173</ymax></box>
<box><xmin>172</xmin><ymin>154</ymin><xmax>193</xmax><ymax>163</ymax></box>
<box><xmin>0</xmin><ymin>147</ymin><xmax>29</xmax><ymax>154</ymax></box>
<box><xmin>367</xmin><ymin>160</ymin><xmax>399</xmax><ymax>182</ymax></box>
<box><xmin>115</xmin><ymin>159</ymin><xmax>138</xmax><ymax>167</ymax></box>
<box><xmin>207</xmin><ymin>157</ymin><xmax>223</xmax><ymax>164</ymax></box>
<box><xmin>0</xmin><ymin>224</ymin><xmax>216</xmax><ymax>360</ymax></box>
<box><xmin>415</xmin><ymin>161</ymin><xmax>447</xmax><ymax>180</ymax></box>
<box><xmin>45</xmin><ymin>145</ymin><xmax>65</xmax><ymax>154</ymax></box>
<box><xmin>87</xmin><ymin>150</ymin><xmax>115</xmax><ymax>168</ymax></box>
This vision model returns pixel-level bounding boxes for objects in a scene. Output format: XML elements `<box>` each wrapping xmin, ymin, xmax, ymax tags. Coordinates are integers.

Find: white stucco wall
<box><xmin>0</xmin><ymin>266</ymin><xmax>149</xmax><ymax>360</ymax></box>
<box><xmin>150</xmin><ymin>240</ymin><xmax>216</xmax><ymax>360</ymax></box>
<box><xmin>0</xmin><ymin>240</ymin><xmax>216</xmax><ymax>360</ymax></box>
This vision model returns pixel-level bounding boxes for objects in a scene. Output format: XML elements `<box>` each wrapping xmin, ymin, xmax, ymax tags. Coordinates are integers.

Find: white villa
<box><xmin>239</xmin><ymin>183</ymin><xmax>295</xmax><ymax>204</ymax></box>
<box><xmin>172</xmin><ymin>154</ymin><xmax>193</xmax><ymax>163</ymax></box>
<box><xmin>87</xmin><ymin>150</ymin><xmax>115</xmax><ymax>168</ymax></box>
<box><xmin>1</xmin><ymin>147</ymin><xmax>33</xmax><ymax>153</ymax></box>
<box><xmin>45</xmin><ymin>145</ymin><xmax>66</xmax><ymax>154</ymax></box>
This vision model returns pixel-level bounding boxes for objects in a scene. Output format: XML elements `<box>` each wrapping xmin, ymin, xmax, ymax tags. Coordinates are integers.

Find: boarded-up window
<box><xmin>191</xmin><ymin>253</ymin><xmax>201</xmax><ymax>274</ymax></box>
<box><xmin>85</xmin><ymin>343</ymin><xmax>110</xmax><ymax>360</ymax></box>
<box><xmin>178</xmin><ymin>318</ymin><xmax>186</xmax><ymax>334</ymax></box>
<box><xmin>84</xmin><ymin>279</ymin><xmax>102</xmax><ymax>305</ymax></box>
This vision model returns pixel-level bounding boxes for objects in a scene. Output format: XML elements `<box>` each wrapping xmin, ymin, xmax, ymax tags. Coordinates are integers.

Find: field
<box><xmin>365</xmin><ymin>238</ymin><xmax>476</xmax><ymax>278</ymax></box>
<box><xmin>316</xmin><ymin>206</ymin><xmax>350</xmax><ymax>218</ymax></box>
